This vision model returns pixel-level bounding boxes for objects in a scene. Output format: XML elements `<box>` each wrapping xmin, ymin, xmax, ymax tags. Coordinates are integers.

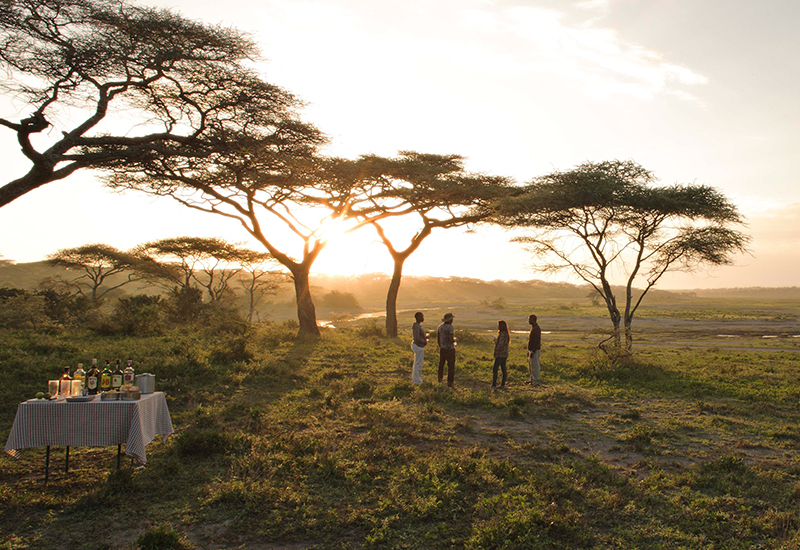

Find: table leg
<box><xmin>45</xmin><ymin>446</ymin><xmax>50</xmax><ymax>485</ymax></box>
<box><xmin>65</xmin><ymin>446</ymin><xmax>70</xmax><ymax>473</ymax></box>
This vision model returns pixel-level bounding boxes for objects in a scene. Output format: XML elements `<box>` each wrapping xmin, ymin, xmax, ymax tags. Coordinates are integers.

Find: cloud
<box><xmin>457</xmin><ymin>1</ymin><xmax>708</xmax><ymax>101</ymax></box>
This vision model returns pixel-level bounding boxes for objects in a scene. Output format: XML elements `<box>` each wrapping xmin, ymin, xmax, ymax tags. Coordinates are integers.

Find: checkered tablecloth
<box><xmin>4</xmin><ymin>392</ymin><xmax>174</xmax><ymax>464</ymax></box>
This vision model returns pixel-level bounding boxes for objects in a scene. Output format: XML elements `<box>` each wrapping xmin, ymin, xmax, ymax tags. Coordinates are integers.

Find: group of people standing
<box><xmin>411</xmin><ymin>312</ymin><xmax>542</xmax><ymax>388</ymax></box>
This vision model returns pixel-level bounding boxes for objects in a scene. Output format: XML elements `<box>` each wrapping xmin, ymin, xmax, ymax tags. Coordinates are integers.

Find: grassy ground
<box><xmin>2</xmin><ymin>308</ymin><xmax>800</xmax><ymax>549</ymax></box>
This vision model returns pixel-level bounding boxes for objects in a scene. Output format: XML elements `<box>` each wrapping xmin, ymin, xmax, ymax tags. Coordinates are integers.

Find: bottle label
<box><xmin>101</xmin><ymin>374</ymin><xmax>111</xmax><ymax>388</ymax></box>
<box><xmin>112</xmin><ymin>374</ymin><xmax>123</xmax><ymax>387</ymax></box>
<box><xmin>124</xmin><ymin>373</ymin><xmax>134</xmax><ymax>384</ymax></box>
<box><xmin>88</xmin><ymin>377</ymin><xmax>98</xmax><ymax>390</ymax></box>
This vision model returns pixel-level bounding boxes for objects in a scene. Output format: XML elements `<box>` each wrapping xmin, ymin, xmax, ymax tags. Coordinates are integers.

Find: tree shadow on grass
<box><xmin>570</xmin><ymin>358</ymin><xmax>752</xmax><ymax>402</ymax></box>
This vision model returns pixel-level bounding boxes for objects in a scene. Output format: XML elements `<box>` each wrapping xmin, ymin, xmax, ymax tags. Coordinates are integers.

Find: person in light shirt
<box><xmin>410</xmin><ymin>312</ymin><xmax>427</xmax><ymax>385</ymax></box>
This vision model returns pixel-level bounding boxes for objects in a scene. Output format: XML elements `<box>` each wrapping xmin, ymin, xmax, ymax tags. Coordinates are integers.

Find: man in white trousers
<box><xmin>411</xmin><ymin>312</ymin><xmax>428</xmax><ymax>385</ymax></box>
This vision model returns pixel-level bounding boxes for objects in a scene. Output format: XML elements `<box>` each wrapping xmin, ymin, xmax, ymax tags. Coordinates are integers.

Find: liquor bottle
<box><xmin>112</xmin><ymin>359</ymin><xmax>123</xmax><ymax>390</ymax></box>
<box><xmin>100</xmin><ymin>359</ymin><xmax>112</xmax><ymax>392</ymax></box>
<box><xmin>58</xmin><ymin>366</ymin><xmax>72</xmax><ymax>396</ymax></box>
<box><xmin>86</xmin><ymin>359</ymin><xmax>100</xmax><ymax>395</ymax></box>
<box><xmin>74</xmin><ymin>363</ymin><xmax>86</xmax><ymax>396</ymax></box>
<box><xmin>123</xmin><ymin>360</ymin><xmax>135</xmax><ymax>386</ymax></box>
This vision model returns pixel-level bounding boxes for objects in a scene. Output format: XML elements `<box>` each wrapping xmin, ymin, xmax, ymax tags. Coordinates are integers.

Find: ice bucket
<box><xmin>135</xmin><ymin>373</ymin><xmax>155</xmax><ymax>394</ymax></box>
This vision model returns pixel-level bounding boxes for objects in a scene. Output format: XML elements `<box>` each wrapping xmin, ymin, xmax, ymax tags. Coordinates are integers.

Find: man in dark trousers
<box><xmin>527</xmin><ymin>314</ymin><xmax>541</xmax><ymax>385</ymax></box>
<box><xmin>437</xmin><ymin>312</ymin><xmax>456</xmax><ymax>387</ymax></box>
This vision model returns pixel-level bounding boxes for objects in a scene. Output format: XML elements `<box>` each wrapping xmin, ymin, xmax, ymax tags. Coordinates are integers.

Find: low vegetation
<box><xmin>1</xmin><ymin>301</ymin><xmax>800</xmax><ymax>548</ymax></box>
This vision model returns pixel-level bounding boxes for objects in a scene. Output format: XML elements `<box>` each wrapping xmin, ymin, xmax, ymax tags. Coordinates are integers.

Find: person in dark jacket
<box><xmin>527</xmin><ymin>314</ymin><xmax>541</xmax><ymax>385</ymax></box>
<box><xmin>491</xmin><ymin>320</ymin><xmax>510</xmax><ymax>388</ymax></box>
<box><xmin>437</xmin><ymin>312</ymin><xmax>456</xmax><ymax>387</ymax></box>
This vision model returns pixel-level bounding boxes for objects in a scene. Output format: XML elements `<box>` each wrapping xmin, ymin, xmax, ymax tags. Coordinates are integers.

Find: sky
<box><xmin>1</xmin><ymin>0</ymin><xmax>799</xmax><ymax>289</ymax></box>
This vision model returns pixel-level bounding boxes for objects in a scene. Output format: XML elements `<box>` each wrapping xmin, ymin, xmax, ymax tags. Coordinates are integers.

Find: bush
<box><xmin>321</xmin><ymin>290</ymin><xmax>361</xmax><ymax>310</ymax></box>
<box><xmin>455</xmin><ymin>328</ymin><xmax>488</xmax><ymax>345</ymax></box>
<box><xmin>137</xmin><ymin>524</ymin><xmax>194</xmax><ymax>550</ymax></box>
<box><xmin>175</xmin><ymin>428</ymin><xmax>232</xmax><ymax>457</ymax></box>
<box><xmin>0</xmin><ymin>291</ymin><xmax>50</xmax><ymax>330</ymax></box>
<box><xmin>164</xmin><ymin>286</ymin><xmax>205</xmax><ymax>324</ymax></box>
<box><xmin>356</xmin><ymin>319</ymin><xmax>384</xmax><ymax>338</ymax></box>
<box><xmin>351</xmin><ymin>379</ymin><xmax>373</xmax><ymax>399</ymax></box>
<box><xmin>36</xmin><ymin>288</ymin><xmax>95</xmax><ymax>325</ymax></box>
<box><xmin>111</xmin><ymin>294</ymin><xmax>165</xmax><ymax>335</ymax></box>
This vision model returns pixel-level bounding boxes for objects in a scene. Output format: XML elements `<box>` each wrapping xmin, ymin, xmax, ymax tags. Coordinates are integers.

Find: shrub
<box><xmin>321</xmin><ymin>290</ymin><xmax>361</xmax><ymax>310</ymax></box>
<box><xmin>100</xmin><ymin>468</ymin><xmax>137</xmax><ymax>498</ymax></box>
<box><xmin>351</xmin><ymin>379</ymin><xmax>373</xmax><ymax>399</ymax></box>
<box><xmin>508</xmin><ymin>403</ymin><xmax>524</xmax><ymax>419</ymax></box>
<box><xmin>0</xmin><ymin>291</ymin><xmax>50</xmax><ymax>330</ymax></box>
<box><xmin>356</xmin><ymin>319</ymin><xmax>384</xmax><ymax>338</ymax></box>
<box><xmin>164</xmin><ymin>286</ymin><xmax>205</xmax><ymax>324</ymax></box>
<box><xmin>175</xmin><ymin>428</ymin><xmax>232</xmax><ymax>457</ymax></box>
<box><xmin>111</xmin><ymin>294</ymin><xmax>165</xmax><ymax>335</ymax></box>
<box><xmin>137</xmin><ymin>524</ymin><xmax>194</xmax><ymax>550</ymax></box>
<box><xmin>455</xmin><ymin>328</ymin><xmax>488</xmax><ymax>345</ymax></box>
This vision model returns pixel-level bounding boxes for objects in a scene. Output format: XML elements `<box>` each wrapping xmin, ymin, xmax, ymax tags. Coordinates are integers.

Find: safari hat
<box><xmin>442</xmin><ymin>312</ymin><xmax>455</xmax><ymax>322</ymax></box>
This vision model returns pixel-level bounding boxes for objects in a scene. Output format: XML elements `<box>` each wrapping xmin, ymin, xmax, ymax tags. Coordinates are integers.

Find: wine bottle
<box><xmin>112</xmin><ymin>359</ymin><xmax>123</xmax><ymax>390</ymax></box>
<box><xmin>100</xmin><ymin>359</ymin><xmax>112</xmax><ymax>392</ymax></box>
<box><xmin>74</xmin><ymin>363</ymin><xmax>86</xmax><ymax>396</ymax></box>
<box><xmin>86</xmin><ymin>359</ymin><xmax>100</xmax><ymax>395</ymax></box>
<box><xmin>58</xmin><ymin>366</ymin><xmax>72</xmax><ymax>396</ymax></box>
<box><xmin>123</xmin><ymin>360</ymin><xmax>135</xmax><ymax>386</ymax></box>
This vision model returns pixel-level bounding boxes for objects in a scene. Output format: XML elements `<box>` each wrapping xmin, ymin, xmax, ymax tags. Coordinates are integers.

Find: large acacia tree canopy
<box><xmin>499</xmin><ymin>160</ymin><xmax>745</xmax><ymax>235</ymax></box>
<box><xmin>0</xmin><ymin>0</ymin><xmax>321</xmax><ymax>207</ymax></box>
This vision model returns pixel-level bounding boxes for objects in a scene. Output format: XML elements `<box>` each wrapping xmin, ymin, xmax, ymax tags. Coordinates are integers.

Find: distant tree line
<box><xmin>0</xmin><ymin>0</ymin><xmax>750</xmax><ymax>357</ymax></box>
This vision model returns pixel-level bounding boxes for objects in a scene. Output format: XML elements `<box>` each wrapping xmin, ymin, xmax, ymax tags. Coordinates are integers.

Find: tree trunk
<box><xmin>247</xmin><ymin>284</ymin><xmax>256</xmax><ymax>323</ymax></box>
<box><xmin>385</xmin><ymin>258</ymin><xmax>405</xmax><ymax>338</ymax></box>
<box><xmin>291</xmin><ymin>268</ymin><xmax>320</xmax><ymax>337</ymax></box>
<box><xmin>624</xmin><ymin>315</ymin><xmax>634</xmax><ymax>352</ymax></box>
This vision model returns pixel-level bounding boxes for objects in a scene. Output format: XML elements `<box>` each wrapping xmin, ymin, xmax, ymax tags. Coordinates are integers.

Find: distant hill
<box><xmin>2</xmin><ymin>262</ymin><xmax>799</xmax><ymax>315</ymax></box>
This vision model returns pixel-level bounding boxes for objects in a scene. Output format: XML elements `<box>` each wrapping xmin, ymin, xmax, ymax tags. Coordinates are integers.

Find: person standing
<box><xmin>491</xmin><ymin>320</ymin><xmax>510</xmax><ymax>388</ymax></box>
<box><xmin>411</xmin><ymin>312</ymin><xmax>428</xmax><ymax>385</ymax></box>
<box><xmin>527</xmin><ymin>314</ymin><xmax>541</xmax><ymax>385</ymax></box>
<box><xmin>437</xmin><ymin>312</ymin><xmax>456</xmax><ymax>387</ymax></box>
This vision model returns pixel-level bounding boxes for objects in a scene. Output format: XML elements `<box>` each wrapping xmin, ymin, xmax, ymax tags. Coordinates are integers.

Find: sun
<box><xmin>316</xmin><ymin>215</ymin><xmax>351</xmax><ymax>246</ymax></box>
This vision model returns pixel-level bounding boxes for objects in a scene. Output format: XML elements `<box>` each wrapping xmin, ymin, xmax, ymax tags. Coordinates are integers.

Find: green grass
<box><xmin>2</xmin><ymin>317</ymin><xmax>800</xmax><ymax>549</ymax></box>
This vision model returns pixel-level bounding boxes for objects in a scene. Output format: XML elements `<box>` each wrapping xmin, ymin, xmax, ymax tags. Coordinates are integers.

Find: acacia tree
<box><xmin>135</xmin><ymin>237</ymin><xmax>243</xmax><ymax>303</ymax></box>
<box><xmin>235</xmin><ymin>249</ymin><xmax>284</xmax><ymax>323</ymax></box>
<box><xmin>46</xmin><ymin>243</ymin><xmax>142</xmax><ymax>301</ymax></box>
<box><xmin>496</xmin><ymin>160</ymin><xmax>749</xmax><ymax>357</ymax></box>
<box><xmin>107</xmin><ymin>143</ymin><xmax>395</xmax><ymax>336</ymax></box>
<box><xmin>0</xmin><ymin>0</ymin><xmax>288</xmax><ymax>207</ymax></box>
<box><xmin>347</xmin><ymin>152</ymin><xmax>511</xmax><ymax>337</ymax></box>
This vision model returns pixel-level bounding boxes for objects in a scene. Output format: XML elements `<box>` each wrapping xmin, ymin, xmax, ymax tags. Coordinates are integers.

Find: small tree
<box><xmin>46</xmin><ymin>244</ymin><xmax>142</xmax><ymax>301</ymax></box>
<box><xmin>496</xmin><ymin>160</ymin><xmax>749</xmax><ymax>358</ymax></box>
<box><xmin>235</xmin><ymin>249</ymin><xmax>284</xmax><ymax>323</ymax></box>
<box><xmin>134</xmin><ymin>237</ymin><xmax>242</xmax><ymax>303</ymax></box>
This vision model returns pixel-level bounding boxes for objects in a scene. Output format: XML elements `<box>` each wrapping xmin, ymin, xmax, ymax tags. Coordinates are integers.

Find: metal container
<box><xmin>122</xmin><ymin>391</ymin><xmax>141</xmax><ymax>401</ymax></box>
<box><xmin>135</xmin><ymin>373</ymin><xmax>155</xmax><ymax>394</ymax></box>
<box><xmin>101</xmin><ymin>391</ymin><xmax>120</xmax><ymax>400</ymax></box>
